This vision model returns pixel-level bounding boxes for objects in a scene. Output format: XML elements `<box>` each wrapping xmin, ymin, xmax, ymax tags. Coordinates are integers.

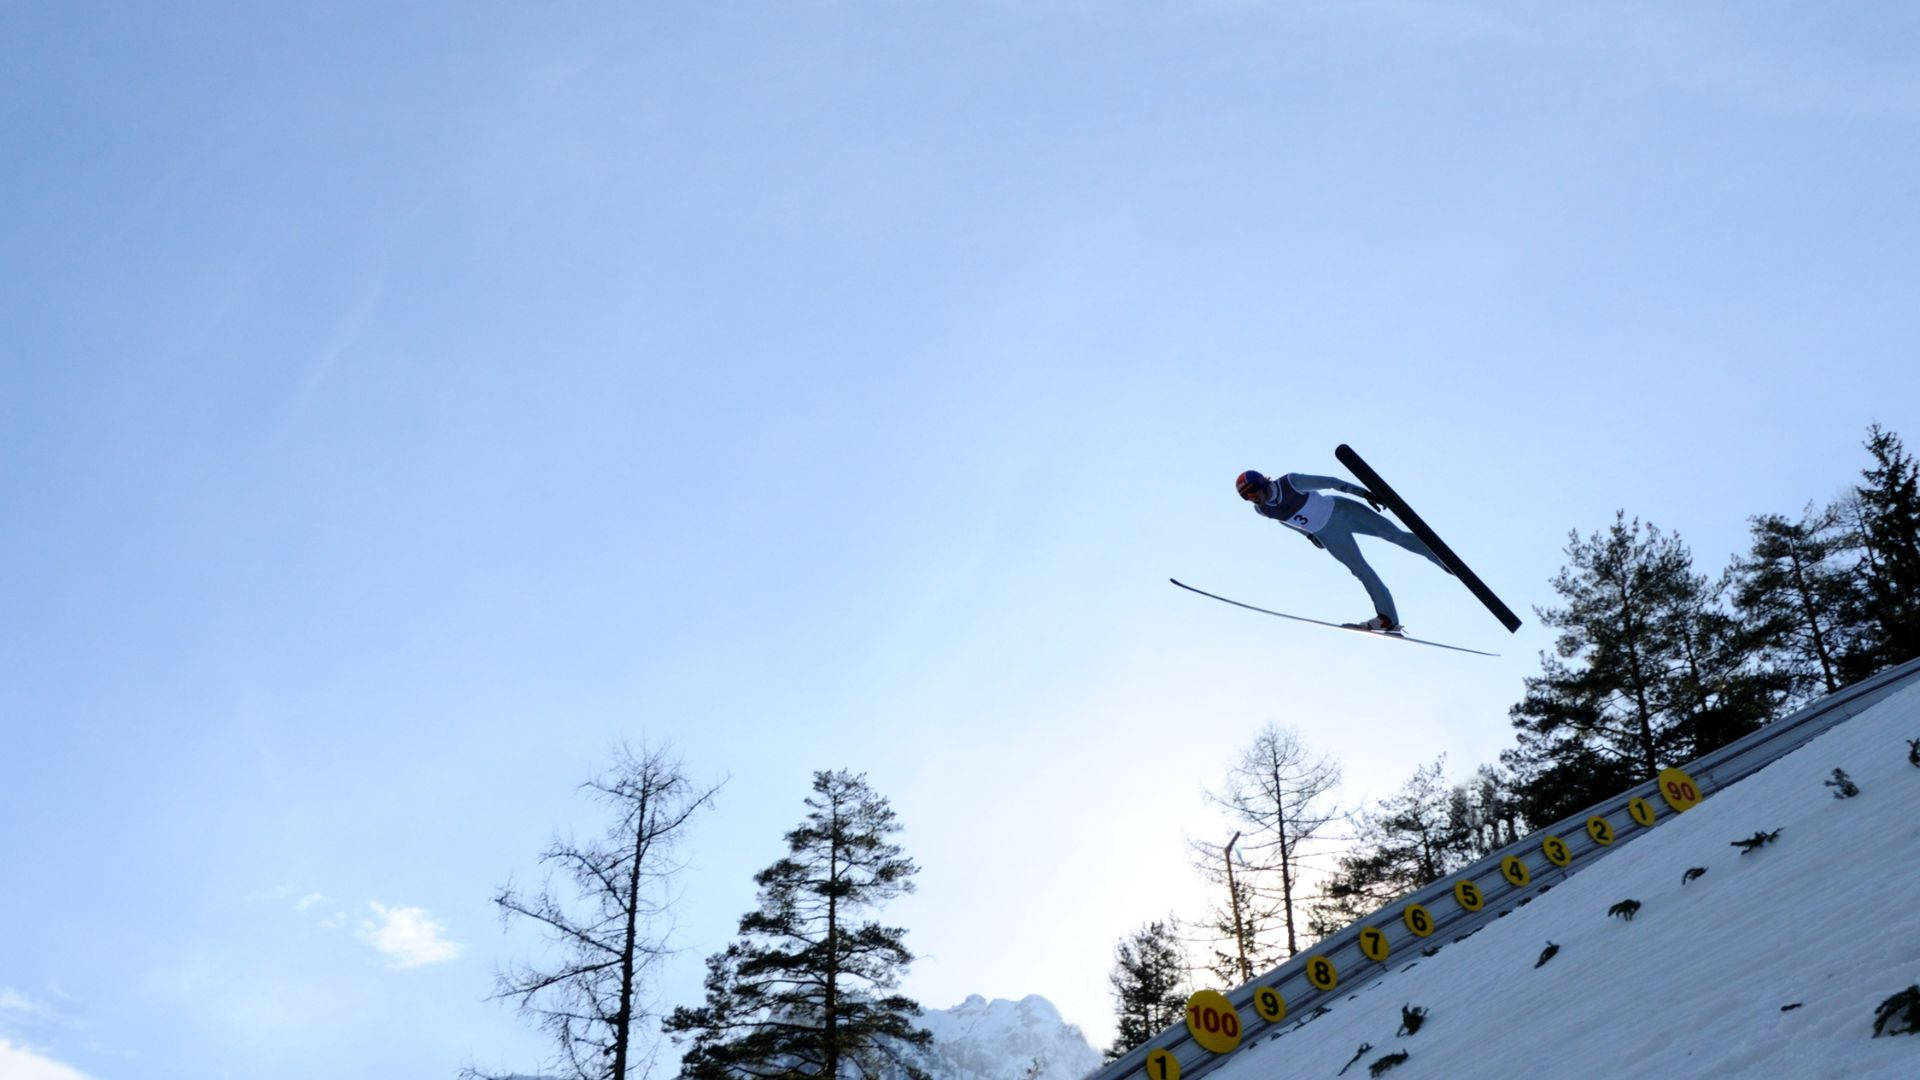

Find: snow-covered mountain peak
<box><xmin>913</xmin><ymin>993</ymin><xmax>1101</xmax><ymax>1080</ymax></box>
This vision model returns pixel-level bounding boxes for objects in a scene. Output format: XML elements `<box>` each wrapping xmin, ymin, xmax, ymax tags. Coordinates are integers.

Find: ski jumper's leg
<box><xmin>1343</xmin><ymin>501</ymin><xmax>1447</xmax><ymax>571</ymax></box>
<box><xmin>1315</xmin><ymin>515</ymin><xmax>1398</xmax><ymax>624</ymax></box>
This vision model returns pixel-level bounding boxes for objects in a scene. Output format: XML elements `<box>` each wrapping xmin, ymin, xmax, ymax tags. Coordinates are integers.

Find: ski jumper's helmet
<box><xmin>1236</xmin><ymin>470</ymin><xmax>1271</xmax><ymax>501</ymax></box>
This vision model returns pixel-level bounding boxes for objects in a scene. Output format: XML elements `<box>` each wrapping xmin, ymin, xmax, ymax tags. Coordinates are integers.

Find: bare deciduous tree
<box><xmin>1197</xmin><ymin>723</ymin><xmax>1342</xmax><ymax>960</ymax></box>
<box><xmin>467</xmin><ymin>742</ymin><xmax>721</xmax><ymax>1080</ymax></box>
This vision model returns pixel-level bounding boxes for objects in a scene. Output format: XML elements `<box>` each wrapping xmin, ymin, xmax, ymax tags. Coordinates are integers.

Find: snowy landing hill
<box><xmin>1203</xmin><ymin>677</ymin><xmax>1920</xmax><ymax>1080</ymax></box>
<box><xmin>910</xmin><ymin>994</ymin><xmax>1100</xmax><ymax>1080</ymax></box>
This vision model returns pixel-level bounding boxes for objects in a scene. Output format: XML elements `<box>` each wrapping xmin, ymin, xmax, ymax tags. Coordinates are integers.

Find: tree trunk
<box><xmin>1785</xmin><ymin>539</ymin><xmax>1840</xmax><ymax>693</ymax></box>
<box><xmin>1270</xmin><ymin>763</ymin><xmax>1298</xmax><ymax>958</ymax></box>
<box><xmin>612</xmin><ymin>783</ymin><xmax>653</xmax><ymax>1080</ymax></box>
<box><xmin>824</xmin><ymin>803</ymin><xmax>841</xmax><ymax>1079</ymax></box>
<box><xmin>1617</xmin><ymin>576</ymin><xmax>1659</xmax><ymax>777</ymax></box>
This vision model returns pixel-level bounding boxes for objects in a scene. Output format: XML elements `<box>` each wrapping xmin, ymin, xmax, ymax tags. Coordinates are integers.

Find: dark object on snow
<box><xmin>1781</xmin><ymin>1003</ymin><xmax>1803</xmax><ymax>1012</ymax></box>
<box><xmin>1517</xmin><ymin>897</ymin><xmax>1533</xmax><ymax>907</ymax></box>
<box><xmin>1825</xmin><ymin>768</ymin><xmax>1860</xmax><ymax>798</ymax></box>
<box><xmin>1397</xmin><ymin>1004</ymin><xmax>1428</xmax><ymax>1036</ymax></box>
<box><xmin>1908</xmin><ymin>738</ymin><xmax>1919</xmax><ymax>767</ymax></box>
<box><xmin>1873</xmin><ymin>985</ymin><xmax>1920</xmax><ymax>1037</ymax></box>
<box><xmin>1731</xmin><ymin>829</ymin><xmax>1783</xmax><ymax>853</ymax></box>
<box><xmin>1682</xmin><ymin>866</ymin><xmax>1707</xmax><ymax>886</ymax></box>
<box><xmin>1421</xmin><ymin>945</ymin><xmax>1441</xmax><ymax>958</ymax></box>
<box><xmin>1337</xmin><ymin>1043</ymin><xmax>1373</xmax><ymax>1076</ymax></box>
<box><xmin>1369</xmin><ymin>1050</ymin><xmax>1410</xmax><ymax>1077</ymax></box>
<box><xmin>1607</xmin><ymin>899</ymin><xmax>1641</xmax><ymax>921</ymax></box>
<box><xmin>1535</xmin><ymin>942</ymin><xmax>1560</xmax><ymax>968</ymax></box>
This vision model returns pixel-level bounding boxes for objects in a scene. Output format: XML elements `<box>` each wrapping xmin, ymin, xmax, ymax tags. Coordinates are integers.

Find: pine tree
<box><xmin>1729</xmin><ymin>505</ymin><xmax>1860</xmax><ymax>704</ymax></box>
<box><xmin>1852</xmin><ymin>425</ymin><xmax>1920</xmax><ymax>671</ymax></box>
<box><xmin>663</xmin><ymin>770</ymin><xmax>930</xmax><ymax>1079</ymax></box>
<box><xmin>1323</xmin><ymin>759</ymin><xmax>1465</xmax><ymax>911</ymax></box>
<box><xmin>1445</xmin><ymin>764</ymin><xmax>1523</xmax><ymax>860</ymax></box>
<box><xmin>1506</xmin><ymin>514</ymin><xmax>1767</xmax><ymax>817</ymax></box>
<box><xmin>1105</xmin><ymin>918</ymin><xmax>1187</xmax><ymax>1061</ymax></box>
<box><xmin>1666</xmin><ymin>566</ymin><xmax>1776</xmax><ymax>756</ymax></box>
<box><xmin>1499</xmin><ymin>740</ymin><xmax>1638</xmax><ymax>827</ymax></box>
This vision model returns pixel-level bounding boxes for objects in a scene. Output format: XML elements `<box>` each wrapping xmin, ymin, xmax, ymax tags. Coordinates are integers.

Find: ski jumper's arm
<box><xmin>1283</xmin><ymin>473</ymin><xmax>1372</xmax><ymax>500</ymax></box>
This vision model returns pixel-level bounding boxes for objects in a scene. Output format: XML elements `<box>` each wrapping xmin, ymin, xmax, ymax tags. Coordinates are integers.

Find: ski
<box><xmin>1170</xmin><ymin>579</ymin><xmax>1499</xmax><ymax>656</ymax></box>
<box><xmin>1335</xmin><ymin>444</ymin><xmax>1524</xmax><ymax>633</ymax></box>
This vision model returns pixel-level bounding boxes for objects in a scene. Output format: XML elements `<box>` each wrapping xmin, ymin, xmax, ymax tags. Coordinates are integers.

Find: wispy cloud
<box><xmin>294</xmin><ymin>892</ymin><xmax>328</xmax><ymax>913</ymax></box>
<box><xmin>0</xmin><ymin>1038</ymin><xmax>93</xmax><ymax>1080</ymax></box>
<box><xmin>357</xmin><ymin>902</ymin><xmax>466</xmax><ymax>968</ymax></box>
<box><xmin>261</xmin><ymin>260</ymin><xmax>387</xmax><ymax>451</ymax></box>
<box><xmin>0</xmin><ymin>987</ymin><xmax>79</xmax><ymax>1037</ymax></box>
<box><xmin>0</xmin><ymin>989</ymin><xmax>54</xmax><ymax>1021</ymax></box>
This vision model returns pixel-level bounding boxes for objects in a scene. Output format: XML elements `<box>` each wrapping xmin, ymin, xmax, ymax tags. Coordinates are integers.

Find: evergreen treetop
<box><xmin>664</xmin><ymin>770</ymin><xmax>929</xmax><ymax>1079</ymax></box>
<box><xmin>1105</xmin><ymin>918</ymin><xmax>1187</xmax><ymax>1062</ymax></box>
<box><xmin>1853</xmin><ymin>425</ymin><xmax>1920</xmax><ymax>669</ymax></box>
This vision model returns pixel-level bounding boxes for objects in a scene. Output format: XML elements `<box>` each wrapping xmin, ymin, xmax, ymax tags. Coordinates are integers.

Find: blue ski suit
<box><xmin>1250</xmin><ymin>473</ymin><xmax>1446</xmax><ymax>625</ymax></box>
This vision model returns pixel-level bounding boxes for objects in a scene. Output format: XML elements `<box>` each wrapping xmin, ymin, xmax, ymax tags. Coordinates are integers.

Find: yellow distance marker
<box><xmin>1358</xmin><ymin>926</ymin><xmax>1390</xmax><ymax>963</ymax></box>
<box><xmin>1657</xmin><ymin>767</ymin><xmax>1703</xmax><ymax>812</ymax></box>
<box><xmin>1306</xmin><ymin>954</ymin><xmax>1340</xmax><ymax>991</ymax></box>
<box><xmin>1252</xmin><ymin>986</ymin><xmax>1286</xmax><ymax>1023</ymax></box>
<box><xmin>1628</xmin><ymin>796</ymin><xmax>1657</xmax><ymax>827</ymax></box>
<box><xmin>1403</xmin><ymin>902</ymin><xmax>1435</xmax><ymax>937</ymax></box>
<box><xmin>1541</xmin><ymin>835</ymin><xmax>1572</xmax><ymax>867</ymax></box>
<box><xmin>1586</xmin><ymin>815</ymin><xmax>1616</xmax><ymax>846</ymax></box>
<box><xmin>1184</xmin><ymin>989</ymin><xmax>1242</xmax><ymax>1055</ymax></box>
<box><xmin>1143</xmin><ymin>1047</ymin><xmax>1180</xmax><ymax>1080</ymax></box>
<box><xmin>1454</xmin><ymin>879</ymin><xmax>1484</xmax><ymax>912</ymax></box>
<box><xmin>1500</xmin><ymin>855</ymin><xmax>1531</xmax><ymax>887</ymax></box>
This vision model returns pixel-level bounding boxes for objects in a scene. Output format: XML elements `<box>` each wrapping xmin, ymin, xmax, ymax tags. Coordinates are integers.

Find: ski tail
<box><xmin>1334</xmin><ymin>444</ymin><xmax>1523</xmax><ymax>633</ymax></box>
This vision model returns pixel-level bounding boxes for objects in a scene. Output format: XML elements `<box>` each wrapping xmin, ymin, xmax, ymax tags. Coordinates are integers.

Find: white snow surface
<box><xmin>1202</xmin><ymin>679</ymin><xmax>1920</xmax><ymax>1080</ymax></box>
<box><xmin>911</xmin><ymin>993</ymin><xmax>1101</xmax><ymax>1080</ymax></box>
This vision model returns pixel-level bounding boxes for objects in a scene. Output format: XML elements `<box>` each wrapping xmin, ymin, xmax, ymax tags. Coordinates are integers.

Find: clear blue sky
<box><xmin>4</xmin><ymin>3</ymin><xmax>1918</xmax><ymax>1076</ymax></box>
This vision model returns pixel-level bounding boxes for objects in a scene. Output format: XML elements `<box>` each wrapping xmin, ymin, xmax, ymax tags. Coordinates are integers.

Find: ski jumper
<box><xmin>1252</xmin><ymin>473</ymin><xmax>1446</xmax><ymax>625</ymax></box>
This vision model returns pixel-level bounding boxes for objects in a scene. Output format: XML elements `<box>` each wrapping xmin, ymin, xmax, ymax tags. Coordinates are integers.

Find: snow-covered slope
<box><xmin>912</xmin><ymin>994</ymin><xmax>1101</xmax><ymax>1080</ymax></box>
<box><xmin>1205</xmin><ymin>679</ymin><xmax>1920</xmax><ymax>1080</ymax></box>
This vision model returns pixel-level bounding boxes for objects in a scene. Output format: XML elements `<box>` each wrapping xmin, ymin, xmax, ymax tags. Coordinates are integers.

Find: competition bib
<box><xmin>1283</xmin><ymin>491</ymin><xmax>1334</xmax><ymax>534</ymax></box>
